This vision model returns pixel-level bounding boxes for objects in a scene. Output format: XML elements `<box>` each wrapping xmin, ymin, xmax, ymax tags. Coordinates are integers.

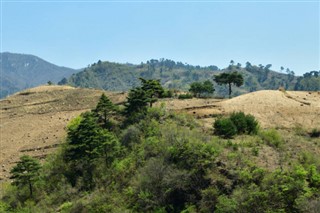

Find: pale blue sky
<box><xmin>1</xmin><ymin>1</ymin><xmax>319</xmax><ymax>75</ymax></box>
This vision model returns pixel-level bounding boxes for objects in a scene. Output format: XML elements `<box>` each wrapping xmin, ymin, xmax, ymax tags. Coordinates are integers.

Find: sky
<box><xmin>1</xmin><ymin>0</ymin><xmax>319</xmax><ymax>76</ymax></box>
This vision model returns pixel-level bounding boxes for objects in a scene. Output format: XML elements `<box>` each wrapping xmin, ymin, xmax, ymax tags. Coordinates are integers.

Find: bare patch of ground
<box><xmin>0</xmin><ymin>85</ymin><xmax>126</xmax><ymax>181</ymax></box>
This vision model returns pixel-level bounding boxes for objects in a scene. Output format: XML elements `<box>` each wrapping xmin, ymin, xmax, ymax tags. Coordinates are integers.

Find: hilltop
<box><xmin>0</xmin><ymin>52</ymin><xmax>76</xmax><ymax>98</ymax></box>
<box><xmin>1</xmin><ymin>85</ymin><xmax>319</xmax><ymax>181</ymax></box>
<box><xmin>64</xmin><ymin>59</ymin><xmax>308</xmax><ymax>97</ymax></box>
<box><xmin>2</xmin><ymin>53</ymin><xmax>318</xmax><ymax>99</ymax></box>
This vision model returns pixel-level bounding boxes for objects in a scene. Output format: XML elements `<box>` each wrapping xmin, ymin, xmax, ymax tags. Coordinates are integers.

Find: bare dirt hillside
<box><xmin>178</xmin><ymin>90</ymin><xmax>320</xmax><ymax>129</ymax></box>
<box><xmin>1</xmin><ymin>86</ymin><xmax>319</xmax><ymax>181</ymax></box>
<box><xmin>0</xmin><ymin>85</ymin><xmax>126</xmax><ymax>181</ymax></box>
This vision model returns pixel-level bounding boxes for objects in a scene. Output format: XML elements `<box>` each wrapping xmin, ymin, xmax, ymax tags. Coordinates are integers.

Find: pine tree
<box><xmin>94</xmin><ymin>93</ymin><xmax>116</xmax><ymax>127</ymax></box>
<box><xmin>64</xmin><ymin>112</ymin><xmax>120</xmax><ymax>189</ymax></box>
<box><xmin>10</xmin><ymin>155</ymin><xmax>41</xmax><ymax>198</ymax></box>
<box><xmin>139</xmin><ymin>78</ymin><xmax>164</xmax><ymax>107</ymax></box>
<box><xmin>214</xmin><ymin>72</ymin><xmax>243</xmax><ymax>98</ymax></box>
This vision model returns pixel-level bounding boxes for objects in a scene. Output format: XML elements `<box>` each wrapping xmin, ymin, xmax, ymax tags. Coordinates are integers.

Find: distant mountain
<box><xmin>64</xmin><ymin>59</ymin><xmax>219</xmax><ymax>92</ymax></box>
<box><xmin>0</xmin><ymin>52</ymin><xmax>76</xmax><ymax>98</ymax></box>
<box><xmin>64</xmin><ymin>59</ymin><xmax>308</xmax><ymax>97</ymax></box>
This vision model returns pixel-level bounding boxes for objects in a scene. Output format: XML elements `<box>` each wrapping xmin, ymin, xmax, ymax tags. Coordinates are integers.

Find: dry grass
<box><xmin>0</xmin><ymin>86</ymin><xmax>319</xmax><ymax>181</ymax></box>
<box><xmin>0</xmin><ymin>85</ymin><xmax>126</xmax><ymax>181</ymax></box>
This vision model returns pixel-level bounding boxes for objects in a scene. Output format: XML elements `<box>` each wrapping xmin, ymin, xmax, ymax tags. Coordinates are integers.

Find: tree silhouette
<box><xmin>214</xmin><ymin>72</ymin><xmax>243</xmax><ymax>98</ymax></box>
<box><xmin>280</xmin><ymin>66</ymin><xmax>284</xmax><ymax>72</ymax></box>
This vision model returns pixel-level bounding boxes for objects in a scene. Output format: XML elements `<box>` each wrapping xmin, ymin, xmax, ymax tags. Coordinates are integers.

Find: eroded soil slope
<box><xmin>0</xmin><ymin>86</ymin><xmax>126</xmax><ymax>180</ymax></box>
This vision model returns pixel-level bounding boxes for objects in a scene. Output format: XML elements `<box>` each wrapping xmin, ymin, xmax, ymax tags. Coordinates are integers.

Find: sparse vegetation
<box><xmin>1</xmin><ymin>78</ymin><xmax>319</xmax><ymax>212</ymax></box>
<box><xmin>259</xmin><ymin>129</ymin><xmax>284</xmax><ymax>149</ymax></box>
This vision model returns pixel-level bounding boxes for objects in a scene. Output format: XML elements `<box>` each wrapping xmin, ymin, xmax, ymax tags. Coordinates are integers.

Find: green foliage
<box><xmin>0</xmin><ymin>200</ymin><xmax>10</xmax><ymax>212</ymax></box>
<box><xmin>125</xmin><ymin>78</ymin><xmax>165</xmax><ymax>117</ymax></box>
<box><xmin>161</xmin><ymin>89</ymin><xmax>174</xmax><ymax>98</ymax></box>
<box><xmin>215</xmin><ymin>195</ymin><xmax>238</xmax><ymax>213</ymax></box>
<box><xmin>66</xmin><ymin>58</ymin><xmax>306</xmax><ymax>98</ymax></box>
<box><xmin>189</xmin><ymin>80</ymin><xmax>214</xmax><ymax>97</ymax></box>
<box><xmin>178</xmin><ymin>93</ymin><xmax>193</xmax><ymax>99</ymax></box>
<box><xmin>259</xmin><ymin>129</ymin><xmax>284</xmax><ymax>149</ymax></box>
<box><xmin>229</xmin><ymin>112</ymin><xmax>248</xmax><ymax>134</ymax></box>
<box><xmin>58</xmin><ymin>77</ymin><xmax>68</xmax><ymax>85</ymax></box>
<box><xmin>140</xmin><ymin>78</ymin><xmax>164</xmax><ymax>107</ymax></box>
<box><xmin>121</xmin><ymin>125</ymin><xmax>142</xmax><ymax>147</ymax></box>
<box><xmin>229</xmin><ymin>112</ymin><xmax>259</xmax><ymax>134</ymax></box>
<box><xmin>295</xmin><ymin>71</ymin><xmax>320</xmax><ymax>91</ymax></box>
<box><xmin>10</xmin><ymin>155</ymin><xmax>41</xmax><ymax>198</ymax></box>
<box><xmin>64</xmin><ymin>111</ymin><xmax>121</xmax><ymax>189</ymax></box>
<box><xmin>214</xmin><ymin>71</ymin><xmax>244</xmax><ymax>98</ymax></box>
<box><xmin>2</xmin><ymin>90</ymin><xmax>320</xmax><ymax>212</ymax></box>
<box><xmin>125</xmin><ymin>87</ymin><xmax>149</xmax><ymax>116</ymax></box>
<box><xmin>214</xmin><ymin>112</ymin><xmax>259</xmax><ymax>138</ymax></box>
<box><xmin>309</xmin><ymin>128</ymin><xmax>320</xmax><ymax>138</ymax></box>
<box><xmin>213</xmin><ymin>118</ymin><xmax>237</xmax><ymax>138</ymax></box>
<box><xmin>93</xmin><ymin>93</ymin><xmax>117</xmax><ymax>127</ymax></box>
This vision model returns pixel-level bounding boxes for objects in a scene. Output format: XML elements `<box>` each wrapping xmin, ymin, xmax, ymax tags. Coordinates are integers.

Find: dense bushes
<box><xmin>213</xmin><ymin>118</ymin><xmax>237</xmax><ymax>138</ymax></box>
<box><xmin>214</xmin><ymin>112</ymin><xmax>259</xmax><ymax>138</ymax></box>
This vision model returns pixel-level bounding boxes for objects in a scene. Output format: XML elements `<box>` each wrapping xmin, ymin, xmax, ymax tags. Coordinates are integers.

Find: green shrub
<box><xmin>178</xmin><ymin>93</ymin><xmax>193</xmax><ymax>99</ymax></box>
<box><xmin>259</xmin><ymin>129</ymin><xmax>283</xmax><ymax>149</ymax></box>
<box><xmin>229</xmin><ymin>112</ymin><xmax>247</xmax><ymax>134</ymax></box>
<box><xmin>161</xmin><ymin>89</ymin><xmax>174</xmax><ymax>98</ymax></box>
<box><xmin>121</xmin><ymin>125</ymin><xmax>142</xmax><ymax>147</ymax></box>
<box><xmin>309</xmin><ymin>128</ymin><xmax>320</xmax><ymax>138</ymax></box>
<box><xmin>214</xmin><ymin>112</ymin><xmax>259</xmax><ymax>138</ymax></box>
<box><xmin>245</xmin><ymin>114</ymin><xmax>259</xmax><ymax>134</ymax></box>
<box><xmin>229</xmin><ymin>112</ymin><xmax>259</xmax><ymax>135</ymax></box>
<box><xmin>213</xmin><ymin>118</ymin><xmax>237</xmax><ymax>139</ymax></box>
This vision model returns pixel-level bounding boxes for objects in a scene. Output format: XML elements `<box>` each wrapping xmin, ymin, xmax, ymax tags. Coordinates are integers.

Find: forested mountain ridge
<box><xmin>64</xmin><ymin>59</ymin><xmax>319</xmax><ymax>97</ymax></box>
<box><xmin>0</xmin><ymin>52</ymin><xmax>76</xmax><ymax>99</ymax></box>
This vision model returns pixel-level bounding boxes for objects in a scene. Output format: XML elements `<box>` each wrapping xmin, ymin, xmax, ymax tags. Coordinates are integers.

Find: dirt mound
<box><xmin>0</xmin><ymin>85</ymin><xmax>126</xmax><ymax>181</ymax></box>
<box><xmin>219</xmin><ymin>90</ymin><xmax>320</xmax><ymax>128</ymax></box>
<box><xmin>180</xmin><ymin>90</ymin><xmax>320</xmax><ymax>129</ymax></box>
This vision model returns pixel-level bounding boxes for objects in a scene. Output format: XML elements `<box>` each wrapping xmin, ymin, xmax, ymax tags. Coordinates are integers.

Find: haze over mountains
<box><xmin>0</xmin><ymin>52</ymin><xmax>76</xmax><ymax>98</ymax></box>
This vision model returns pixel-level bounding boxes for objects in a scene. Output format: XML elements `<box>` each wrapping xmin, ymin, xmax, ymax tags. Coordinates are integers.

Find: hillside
<box><xmin>0</xmin><ymin>85</ymin><xmax>126</xmax><ymax>181</ymax></box>
<box><xmin>64</xmin><ymin>59</ymin><xmax>305</xmax><ymax>97</ymax></box>
<box><xmin>171</xmin><ymin>90</ymin><xmax>320</xmax><ymax>129</ymax></box>
<box><xmin>1</xmin><ymin>85</ymin><xmax>319</xmax><ymax>182</ymax></box>
<box><xmin>0</xmin><ymin>52</ymin><xmax>76</xmax><ymax>99</ymax></box>
<box><xmin>0</xmin><ymin>85</ymin><xmax>319</xmax><ymax>212</ymax></box>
